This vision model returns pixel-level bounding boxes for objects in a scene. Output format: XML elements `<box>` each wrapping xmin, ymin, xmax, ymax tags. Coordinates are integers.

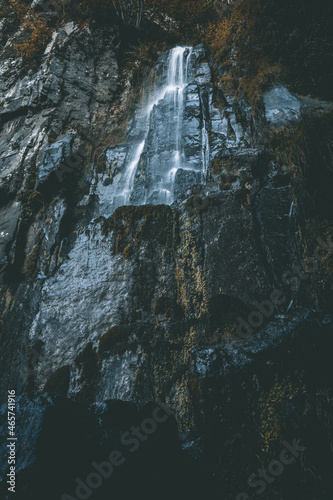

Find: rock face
<box><xmin>1</xmin><ymin>17</ymin><xmax>333</xmax><ymax>500</ymax></box>
<box><xmin>263</xmin><ymin>85</ymin><xmax>302</xmax><ymax>128</ymax></box>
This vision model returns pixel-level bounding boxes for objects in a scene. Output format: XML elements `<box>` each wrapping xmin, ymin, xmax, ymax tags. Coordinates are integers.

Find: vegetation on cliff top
<box><xmin>206</xmin><ymin>0</ymin><xmax>333</xmax><ymax>103</ymax></box>
<box><xmin>2</xmin><ymin>0</ymin><xmax>332</xmax><ymax>103</ymax></box>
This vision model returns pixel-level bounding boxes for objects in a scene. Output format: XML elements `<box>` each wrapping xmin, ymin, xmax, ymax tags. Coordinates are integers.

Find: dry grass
<box><xmin>8</xmin><ymin>0</ymin><xmax>52</xmax><ymax>62</ymax></box>
<box><xmin>206</xmin><ymin>0</ymin><xmax>333</xmax><ymax>105</ymax></box>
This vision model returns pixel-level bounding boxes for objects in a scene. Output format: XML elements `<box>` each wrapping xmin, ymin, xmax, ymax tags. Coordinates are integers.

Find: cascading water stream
<box><xmin>170</xmin><ymin>47</ymin><xmax>187</xmax><ymax>171</ymax></box>
<box><xmin>122</xmin><ymin>140</ymin><xmax>145</xmax><ymax>203</ymax></box>
<box><xmin>105</xmin><ymin>46</ymin><xmax>210</xmax><ymax>214</ymax></box>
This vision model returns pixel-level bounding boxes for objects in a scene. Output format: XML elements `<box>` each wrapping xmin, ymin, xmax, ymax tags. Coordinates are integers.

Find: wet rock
<box><xmin>0</xmin><ymin>20</ymin><xmax>332</xmax><ymax>500</ymax></box>
<box><xmin>37</xmin><ymin>134</ymin><xmax>73</xmax><ymax>185</ymax></box>
<box><xmin>263</xmin><ymin>85</ymin><xmax>302</xmax><ymax>128</ymax></box>
<box><xmin>0</xmin><ymin>200</ymin><xmax>21</xmax><ymax>267</ymax></box>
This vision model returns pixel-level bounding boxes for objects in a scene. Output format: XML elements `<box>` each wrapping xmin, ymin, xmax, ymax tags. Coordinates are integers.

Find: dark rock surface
<box><xmin>0</xmin><ymin>10</ymin><xmax>333</xmax><ymax>500</ymax></box>
<box><xmin>0</xmin><ymin>394</ymin><xmax>198</xmax><ymax>500</ymax></box>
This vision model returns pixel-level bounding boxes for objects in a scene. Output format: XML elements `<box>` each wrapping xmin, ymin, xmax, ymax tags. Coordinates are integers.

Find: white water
<box><xmin>201</xmin><ymin>123</ymin><xmax>210</xmax><ymax>180</ymax></box>
<box><xmin>106</xmin><ymin>46</ymin><xmax>209</xmax><ymax>213</ymax></box>
<box><xmin>121</xmin><ymin>140</ymin><xmax>145</xmax><ymax>204</ymax></box>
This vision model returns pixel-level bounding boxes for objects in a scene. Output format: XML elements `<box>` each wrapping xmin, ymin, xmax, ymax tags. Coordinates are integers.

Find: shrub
<box><xmin>8</xmin><ymin>0</ymin><xmax>52</xmax><ymax>62</ymax></box>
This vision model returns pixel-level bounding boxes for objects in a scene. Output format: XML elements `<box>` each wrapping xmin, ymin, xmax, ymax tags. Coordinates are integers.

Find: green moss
<box><xmin>44</xmin><ymin>365</ymin><xmax>70</xmax><ymax>396</ymax></box>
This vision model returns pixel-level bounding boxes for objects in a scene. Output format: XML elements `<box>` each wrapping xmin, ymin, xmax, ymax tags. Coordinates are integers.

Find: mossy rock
<box><xmin>26</xmin><ymin>340</ymin><xmax>45</xmax><ymax>391</ymax></box>
<box><xmin>98</xmin><ymin>325</ymin><xmax>130</xmax><ymax>359</ymax></box>
<box><xmin>185</xmin><ymin>193</ymin><xmax>211</xmax><ymax>213</ymax></box>
<box><xmin>212</xmin><ymin>157</ymin><xmax>222</xmax><ymax>175</ymax></box>
<box><xmin>101</xmin><ymin>205</ymin><xmax>173</xmax><ymax>255</ymax></box>
<box><xmin>17</xmin><ymin>190</ymin><xmax>44</xmax><ymax>221</ymax></box>
<box><xmin>22</xmin><ymin>228</ymin><xmax>44</xmax><ymax>278</ymax></box>
<box><xmin>122</xmin><ymin>244</ymin><xmax>132</xmax><ymax>259</ymax></box>
<box><xmin>44</xmin><ymin>365</ymin><xmax>70</xmax><ymax>396</ymax></box>
<box><xmin>221</xmin><ymin>173</ymin><xmax>238</xmax><ymax>184</ymax></box>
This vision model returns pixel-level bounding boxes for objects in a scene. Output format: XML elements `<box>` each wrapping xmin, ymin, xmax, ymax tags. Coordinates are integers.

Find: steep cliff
<box><xmin>0</xmin><ymin>1</ymin><xmax>333</xmax><ymax>499</ymax></box>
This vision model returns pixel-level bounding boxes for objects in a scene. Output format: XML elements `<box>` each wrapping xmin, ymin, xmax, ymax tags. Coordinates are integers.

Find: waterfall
<box><xmin>199</xmin><ymin>89</ymin><xmax>210</xmax><ymax>183</ymax></box>
<box><xmin>105</xmin><ymin>46</ymin><xmax>210</xmax><ymax>215</ymax></box>
<box><xmin>120</xmin><ymin>140</ymin><xmax>145</xmax><ymax>205</ymax></box>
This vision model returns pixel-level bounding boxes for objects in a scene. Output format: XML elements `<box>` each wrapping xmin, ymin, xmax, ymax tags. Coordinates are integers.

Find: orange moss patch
<box><xmin>206</xmin><ymin>0</ymin><xmax>333</xmax><ymax>103</ymax></box>
<box><xmin>8</xmin><ymin>0</ymin><xmax>52</xmax><ymax>62</ymax></box>
<box><xmin>101</xmin><ymin>205</ymin><xmax>173</xmax><ymax>255</ymax></box>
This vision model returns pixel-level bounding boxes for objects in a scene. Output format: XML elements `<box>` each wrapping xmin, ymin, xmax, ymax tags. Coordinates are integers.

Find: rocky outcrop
<box><xmin>1</xmin><ymin>12</ymin><xmax>333</xmax><ymax>500</ymax></box>
<box><xmin>0</xmin><ymin>17</ymin><xmax>119</xmax><ymax>399</ymax></box>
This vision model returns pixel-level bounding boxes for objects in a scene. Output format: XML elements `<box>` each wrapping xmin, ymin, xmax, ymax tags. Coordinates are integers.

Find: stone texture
<box><xmin>0</xmin><ymin>16</ymin><xmax>332</xmax><ymax>499</ymax></box>
<box><xmin>263</xmin><ymin>85</ymin><xmax>302</xmax><ymax>128</ymax></box>
<box><xmin>0</xmin><ymin>200</ymin><xmax>21</xmax><ymax>267</ymax></box>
